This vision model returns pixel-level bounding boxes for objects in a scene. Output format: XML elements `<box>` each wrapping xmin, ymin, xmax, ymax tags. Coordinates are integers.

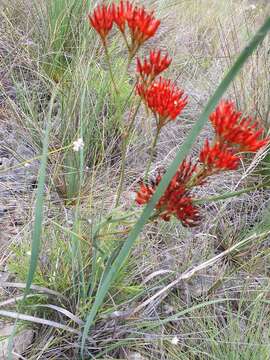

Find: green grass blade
<box><xmin>81</xmin><ymin>17</ymin><xmax>270</xmax><ymax>356</ymax></box>
<box><xmin>194</xmin><ymin>183</ymin><xmax>270</xmax><ymax>205</ymax></box>
<box><xmin>24</xmin><ymin>91</ymin><xmax>57</xmax><ymax>296</ymax></box>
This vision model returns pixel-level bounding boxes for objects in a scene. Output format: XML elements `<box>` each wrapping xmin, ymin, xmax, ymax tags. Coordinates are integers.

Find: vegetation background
<box><xmin>0</xmin><ymin>0</ymin><xmax>270</xmax><ymax>359</ymax></box>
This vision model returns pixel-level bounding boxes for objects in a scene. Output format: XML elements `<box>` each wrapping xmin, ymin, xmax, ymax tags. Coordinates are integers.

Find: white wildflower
<box><xmin>129</xmin><ymin>191</ymin><xmax>137</xmax><ymax>201</ymax></box>
<box><xmin>24</xmin><ymin>162</ymin><xmax>31</xmax><ymax>168</ymax></box>
<box><xmin>73</xmin><ymin>138</ymin><xmax>84</xmax><ymax>152</ymax></box>
<box><xmin>248</xmin><ymin>4</ymin><xmax>256</xmax><ymax>10</ymax></box>
<box><xmin>128</xmin><ymin>353</ymin><xmax>145</xmax><ymax>360</ymax></box>
<box><xmin>171</xmin><ymin>336</ymin><xmax>179</xmax><ymax>345</ymax></box>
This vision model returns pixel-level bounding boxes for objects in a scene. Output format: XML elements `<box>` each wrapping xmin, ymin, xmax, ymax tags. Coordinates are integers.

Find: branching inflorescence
<box><xmin>88</xmin><ymin>1</ymin><xmax>269</xmax><ymax>227</ymax></box>
<box><xmin>136</xmin><ymin>77</ymin><xmax>188</xmax><ymax>130</ymax></box>
<box><xmin>136</xmin><ymin>50</ymin><xmax>172</xmax><ymax>82</ymax></box>
<box><xmin>89</xmin><ymin>1</ymin><xmax>160</xmax><ymax>58</ymax></box>
<box><xmin>136</xmin><ymin>100</ymin><xmax>269</xmax><ymax>226</ymax></box>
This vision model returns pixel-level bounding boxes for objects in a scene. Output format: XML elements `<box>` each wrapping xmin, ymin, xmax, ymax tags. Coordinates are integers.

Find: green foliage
<box><xmin>8</xmin><ymin>242</ymin><xmax>45</xmax><ymax>288</ymax></box>
<box><xmin>14</xmin><ymin>1</ymin><xmax>132</xmax><ymax>200</ymax></box>
<box><xmin>41</xmin><ymin>0</ymin><xmax>87</xmax><ymax>81</ymax></box>
<box><xmin>24</xmin><ymin>91</ymin><xmax>56</xmax><ymax>298</ymax></box>
<box><xmin>8</xmin><ymin>228</ymin><xmax>70</xmax><ymax>293</ymax></box>
<box><xmin>54</xmin><ymin>53</ymin><xmax>132</xmax><ymax>199</ymax></box>
<box><xmin>200</xmin><ymin>301</ymin><xmax>270</xmax><ymax>360</ymax></box>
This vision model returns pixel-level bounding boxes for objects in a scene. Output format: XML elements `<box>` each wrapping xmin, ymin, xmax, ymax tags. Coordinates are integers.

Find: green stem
<box><xmin>104</xmin><ymin>44</ymin><xmax>119</xmax><ymax>96</ymax></box>
<box><xmin>122</xmin><ymin>31</ymin><xmax>131</xmax><ymax>53</ymax></box>
<box><xmin>115</xmin><ymin>100</ymin><xmax>142</xmax><ymax>206</ymax></box>
<box><xmin>194</xmin><ymin>183</ymin><xmax>270</xmax><ymax>205</ymax></box>
<box><xmin>144</xmin><ymin>127</ymin><xmax>161</xmax><ymax>180</ymax></box>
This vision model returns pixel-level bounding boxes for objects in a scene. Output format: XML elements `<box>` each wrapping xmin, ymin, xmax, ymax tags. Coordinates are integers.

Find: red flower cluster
<box><xmin>197</xmin><ymin>100</ymin><xmax>269</xmax><ymax>177</ymax></box>
<box><xmin>199</xmin><ymin>139</ymin><xmax>240</xmax><ymax>172</ymax></box>
<box><xmin>112</xmin><ymin>0</ymin><xmax>132</xmax><ymax>33</ymax></box>
<box><xmin>88</xmin><ymin>5</ymin><xmax>113</xmax><ymax>43</ymax></box>
<box><xmin>136</xmin><ymin>49</ymin><xmax>172</xmax><ymax>81</ymax></box>
<box><xmin>136</xmin><ymin>100</ymin><xmax>269</xmax><ymax>226</ymax></box>
<box><xmin>210</xmin><ymin>101</ymin><xmax>269</xmax><ymax>152</ymax></box>
<box><xmin>137</xmin><ymin>77</ymin><xmax>188</xmax><ymax>129</ymax></box>
<box><xmin>126</xmin><ymin>5</ymin><xmax>160</xmax><ymax>52</ymax></box>
<box><xmin>136</xmin><ymin>161</ymin><xmax>200</xmax><ymax>226</ymax></box>
<box><xmin>89</xmin><ymin>1</ymin><xmax>160</xmax><ymax>55</ymax></box>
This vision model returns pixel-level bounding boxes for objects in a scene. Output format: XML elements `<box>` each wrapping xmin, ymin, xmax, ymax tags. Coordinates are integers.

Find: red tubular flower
<box><xmin>136</xmin><ymin>161</ymin><xmax>200</xmax><ymax>226</ymax></box>
<box><xmin>95</xmin><ymin>2</ymin><xmax>160</xmax><ymax>56</ymax></box>
<box><xmin>88</xmin><ymin>5</ymin><xmax>113</xmax><ymax>43</ymax></box>
<box><xmin>210</xmin><ymin>101</ymin><xmax>269</xmax><ymax>152</ymax></box>
<box><xmin>200</xmin><ymin>139</ymin><xmax>240</xmax><ymax>171</ymax></box>
<box><xmin>127</xmin><ymin>6</ymin><xmax>160</xmax><ymax>51</ymax></box>
<box><xmin>137</xmin><ymin>77</ymin><xmax>188</xmax><ymax>128</ymax></box>
<box><xmin>171</xmin><ymin>159</ymin><xmax>197</xmax><ymax>187</ymax></box>
<box><xmin>112</xmin><ymin>0</ymin><xmax>133</xmax><ymax>33</ymax></box>
<box><xmin>136</xmin><ymin>49</ymin><xmax>172</xmax><ymax>80</ymax></box>
<box><xmin>174</xmin><ymin>197</ymin><xmax>201</xmax><ymax>227</ymax></box>
<box><xmin>135</xmin><ymin>182</ymin><xmax>154</xmax><ymax>205</ymax></box>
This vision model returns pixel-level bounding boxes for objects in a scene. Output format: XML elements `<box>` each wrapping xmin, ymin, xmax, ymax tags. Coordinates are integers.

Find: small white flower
<box><xmin>171</xmin><ymin>336</ymin><xmax>179</xmax><ymax>345</ymax></box>
<box><xmin>73</xmin><ymin>138</ymin><xmax>84</xmax><ymax>152</ymax></box>
<box><xmin>129</xmin><ymin>191</ymin><xmax>137</xmax><ymax>201</ymax></box>
<box><xmin>24</xmin><ymin>162</ymin><xmax>31</xmax><ymax>168</ymax></box>
<box><xmin>128</xmin><ymin>353</ymin><xmax>145</xmax><ymax>360</ymax></box>
<box><xmin>26</xmin><ymin>251</ymin><xmax>31</xmax><ymax>256</ymax></box>
<box><xmin>248</xmin><ymin>4</ymin><xmax>256</xmax><ymax>10</ymax></box>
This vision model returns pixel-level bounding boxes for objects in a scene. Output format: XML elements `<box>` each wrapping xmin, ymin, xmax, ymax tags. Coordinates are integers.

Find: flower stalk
<box><xmin>104</xmin><ymin>44</ymin><xmax>119</xmax><ymax>95</ymax></box>
<box><xmin>115</xmin><ymin>99</ymin><xmax>142</xmax><ymax>206</ymax></box>
<box><xmin>144</xmin><ymin>125</ymin><xmax>161</xmax><ymax>180</ymax></box>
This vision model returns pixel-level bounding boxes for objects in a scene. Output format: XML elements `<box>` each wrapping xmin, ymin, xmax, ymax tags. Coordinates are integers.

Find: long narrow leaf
<box><xmin>194</xmin><ymin>183</ymin><xmax>270</xmax><ymax>205</ymax></box>
<box><xmin>81</xmin><ymin>17</ymin><xmax>270</xmax><ymax>356</ymax></box>
<box><xmin>24</xmin><ymin>90</ymin><xmax>57</xmax><ymax>296</ymax></box>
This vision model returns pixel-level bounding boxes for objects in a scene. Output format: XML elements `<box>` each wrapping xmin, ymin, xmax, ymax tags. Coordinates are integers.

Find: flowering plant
<box><xmin>88</xmin><ymin>1</ymin><xmax>269</xmax><ymax>227</ymax></box>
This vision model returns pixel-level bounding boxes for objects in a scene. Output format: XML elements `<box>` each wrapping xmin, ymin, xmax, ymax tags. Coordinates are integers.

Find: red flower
<box><xmin>127</xmin><ymin>6</ymin><xmax>160</xmax><ymax>51</ymax></box>
<box><xmin>88</xmin><ymin>5</ymin><xmax>113</xmax><ymax>42</ymax></box>
<box><xmin>112</xmin><ymin>0</ymin><xmax>133</xmax><ymax>33</ymax></box>
<box><xmin>136</xmin><ymin>161</ymin><xmax>200</xmax><ymax>226</ymax></box>
<box><xmin>137</xmin><ymin>77</ymin><xmax>188</xmax><ymax>128</ymax></box>
<box><xmin>173</xmin><ymin>197</ymin><xmax>201</xmax><ymax>227</ymax></box>
<box><xmin>170</xmin><ymin>159</ymin><xmax>197</xmax><ymax>187</ymax></box>
<box><xmin>135</xmin><ymin>183</ymin><xmax>153</xmax><ymax>205</ymax></box>
<box><xmin>200</xmin><ymin>139</ymin><xmax>240</xmax><ymax>171</ymax></box>
<box><xmin>90</xmin><ymin>2</ymin><xmax>160</xmax><ymax>56</ymax></box>
<box><xmin>137</xmin><ymin>49</ymin><xmax>172</xmax><ymax>80</ymax></box>
<box><xmin>210</xmin><ymin>101</ymin><xmax>269</xmax><ymax>152</ymax></box>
